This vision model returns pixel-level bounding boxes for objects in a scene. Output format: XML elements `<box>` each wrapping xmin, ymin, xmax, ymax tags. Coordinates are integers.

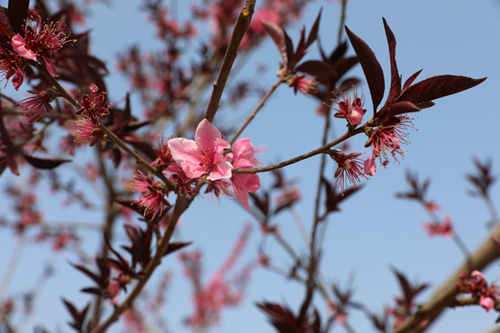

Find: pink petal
<box><xmin>471</xmin><ymin>270</ymin><xmax>485</xmax><ymax>280</ymax></box>
<box><xmin>195</xmin><ymin>119</ymin><xmax>223</xmax><ymax>152</ymax></box>
<box><xmin>12</xmin><ymin>34</ymin><xmax>37</xmax><ymax>61</ymax></box>
<box><xmin>364</xmin><ymin>156</ymin><xmax>376</xmax><ymax>176</ymax></box>
<box><xmin>208</xmin><ymin>140</ymin><xmax>233</xmax><ymax>180</ymax></box>
<box><xmin>168</xmin><ymin>137</ymin><xmax>205</xmax><ymax>179</ymax></box>
<box><xmin>12</xmin><ymin>66</ymin><xmax>24</xmax><ymax>91</ymax></box>
<box><xmin>479</xmin><ymin>296</ymin><xmax>494</xmax><ymax>312</ymax></box>
<box><xmin>233</xmin><ymin>138</ymin><xmax>255</xmax><ymax>163</ymax></box>
<box><xmin>43</xmin><ymin>57</ymin><xmax>59</xmax><ymax>77</ymax></box>
<box><xmin>348</xmin><ymin>106</ymin><xmax>364</xmax><ymax>125</ymax></box>
<box><xmin>233</xmin><ymin>173</ymin><xmax>260</xmax><ymax>209</ymax></box>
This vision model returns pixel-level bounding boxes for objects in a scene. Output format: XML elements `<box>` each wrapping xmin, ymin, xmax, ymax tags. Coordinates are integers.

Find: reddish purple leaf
<box><xmin>345</xmin><ymin>25</ymin><xmax>385</xmax><ymax>113</ymax></box>
<box><xmin>382</xmin><ymin>18</ymin><xmax>401</xmax><ymax>105</ymax></box>
<box><xmin>23</xmin><ymin>154</ymin><xmax>71</xmax><ymax>169</ymax></box>
<box><xmin>382</xmin><ymin>101</ymin><xmax>420</xmax><ymax>118</ymax></box>
<box><xmin>261</xmin><ymin>20</ymin><xmax>294</xmax><ymax>68</ymax></box>
<box><xmin>402</xmin><ymin>69</ymin><xmax>423</xmax><ymax>92</ymax></box>
<box><xmin>305</xmin><ymin>8</ymin><xmax>322</xmax><ymax>49</ymax></box>
<box><xmin>163</xmin><ymin>241</ymin><xmax>192</xmax><ymax>256</ymax></box>
<box><xmin>8</xmin><ymin>0</ymin><xmax>29</xmax><ymax>37</ymax></box>
<box><xmin>0</xmin><ymin>7</ymin><xmax>14</xmax><ymax>39</ymax></box>
<box><xmin>295</xmin><ymin>60</ymin><xmax>336</xmax><ymax>85</ymax></box>
<box><xmin>397</xmin><ymin>75</ymin><xmax>486</xmax><ymax>106</ymax></box>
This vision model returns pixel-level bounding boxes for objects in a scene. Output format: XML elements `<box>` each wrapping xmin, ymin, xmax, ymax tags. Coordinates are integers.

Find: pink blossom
<box><xmin>231</xmin><ymin>138</ymin><xmax>261</xmax><ymax>209</ymax></box>
<box><xmin>165</xmin><ymin>164</ymin><xmax>198</xmax><ymax>198</ymax></box>
<box><xmin>364</xmin><ymin>155</ymin><xmax>376</xmax><ymax>176</ymax></box>
<box><xmin>364</xmin><ymin>115</ymin><xmax>414</xmax><ymax>175</ymax></box>
<box><xmin>330</xmin><ymin>88</ymin><xmax>366</xmax><ymax>125</ymax></box>
<box><xmin>74</xmin><ymin>117</ymin><xmax>104</xmax><ymax>147</ymax></box>
<box><xmin>129</xmin><ymin>171</ymin><xmax>170</xmax><ymax>218</ymax></box>
<box><xmin>152</xmin><ymin>133</ymin><xmax>175</xmax><ymax>168</ymax></box>
<box><xmin>424</xmin><ymin>201</ymin><xmax>441</xmax><ymax>213</ymax></box>
<box><xmin>422</xmin><ymin>216</ymin><xmax>453</xmax><ymax>238</ymax></box>
<box><xmin>17</xmin><ymin>90</ymin><xmax>55</xmax><ymax>123</ymax></box>
<box><xmin>334</xmin><ymin>152</ymin><xmax>367</xmax><ymax>193</ymax></box>
<box><xmin>75</xmin><ymin>85</ymin><xmax>111</xmax><ymax>120</ymax></box>
<box><xmin>0</xmin><ymin>48</ymin><xmax>24</xmax><ymax>90</ymax></box>
<box><xmin>479</xmin><ymin>296</ymin><xmax>495</xmax><ymax>312</ymax></box>
<box><xmin>288</xmin><ymin>74</ymin><xmax>318</xmax><ymax>96</ymax></box>
<box><xmin>11</xmin><ymin>34</ymin><xmax>37</xmax><ymax>61</ymax></box>
<box><xmin>168</xmin><ymin>119</ymin><xmax>232</xmax><ymax>180</ymax></box>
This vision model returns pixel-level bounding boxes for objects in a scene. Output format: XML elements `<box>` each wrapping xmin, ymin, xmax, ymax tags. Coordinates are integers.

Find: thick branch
<box><xmin>394</xmin><ymin>223</ymin><xmax>500</xmax><ymax>333</ymax></box>
<box><xmin>204</xmin><ymin>0</ymin><xmax>256</xmax><ymax>123</ymax></box>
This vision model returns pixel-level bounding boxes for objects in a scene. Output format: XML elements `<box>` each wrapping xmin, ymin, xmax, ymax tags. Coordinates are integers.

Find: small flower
<box><xmin>17</xmin><ymin>89</ymin><xmax>58</xmax><ymax>123</ymax></box>
<box><xmin>333</xmin><ymin>152</ymin><xmax>367</xmax><ymax>194</ymax></box>
<box><xmin>152</xmin><ymin>133</ymin><xmax>175</xmax><ymax>168</ymax></box>
<box><xmin>364</xmin><ymin>115</ymin><xmax>415</xmax><ymax>175</ymax></box>
<box><xmin>0</xmin><ymin>48</ymin><xmax>25</xmax><ymax>90</ymax></box>
<box><xmin>287</xmin><ymin>73</ymin><xmax>318</xmax><ymax>96</ymax></box>
<box><xmin>422</xmin><ymin>216</ymin><xmax>453</xmax><ymax>238</ymax></box>
<box><xmin>129</xmin><ymin>171</ymin><xmax>170</xmax><ymax>219</ymax></box>
<box><xmin>74</xmin><ymin>117</ymin><xmax>105</xmax><ymax>147</ymax></box>
<box><xmin>166</xmin><ymin>164</ymin><xmax>198</xmax><ymax>198</ymax></box>
<box><xmin>479</xmin><ymin>296</ymin><xmax>495</xmax><ymax>312</ymax></box>
<box><xmin>75</xmin><ymin>85</ymin><xmax>111</xmax><ymax>120</ymax></box>
<box><xmin>168</xmin><ymin>119</ymin><xmax>232</xmax><ymax>180</ymax></box>
<box><xmin>424</xmin><ymin>201</ymin><xmax>441</xmax><ymax>213</ymax></box>
<box><xmin>205</xmin><ymin>179</ymin><xmax>233</xmax><ymax>201</ymax></box>
<box><xmin>329</xmin><ymin>88</ymin><xmax>366</xmax><ymax>125</ymax></box>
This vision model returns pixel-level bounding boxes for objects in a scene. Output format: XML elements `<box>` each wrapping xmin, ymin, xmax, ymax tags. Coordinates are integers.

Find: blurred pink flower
<box><xmin>422</xmin><ymin>216</ymin><xmax>453</xmax><ymax>238</ymax></box>
<box><xmin>231</xmin><ymin>138</ymin><xmax>260</xmax><ymax>209</ymax></box>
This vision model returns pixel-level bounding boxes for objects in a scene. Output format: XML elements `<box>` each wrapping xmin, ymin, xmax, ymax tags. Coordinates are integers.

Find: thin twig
<box><xmin>232</xmin><ymin>125</ymin><xmax>365</xmax><ymax>174</ymax></box>
<box><xmin>229</xmin><ymin>76</ymin><xmax>284</xmax><ymax>145</ymax></box>
<box><xmin>0</xmin><ymin>236</ymin><xmax>26</xmax><ymax>300</ymax></box>
<box><xmin>204</xmin><ymin>0</ymin><xmax>256</xmax><ymax>123</ymax></box>
<box><xmin>337</xmin><ymin>0</ymin><xmax>348</xmax><ymax>47</ymax></box>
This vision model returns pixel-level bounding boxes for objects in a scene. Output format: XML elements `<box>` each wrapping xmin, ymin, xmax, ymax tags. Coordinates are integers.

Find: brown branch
<box><xmin>94</xmin><ymin>194</ymin><xmax>188</xmax><ymax>333</ymax></box>
<box><xmin>204</xmin><ymin>0</ymin><xmax>256</xmax><ymax>123</ymax></box>
<box><xmin>232</xmin><ymin>126</ymin><xmax>365</xmax><ymax>174</ymax></box>
<box><xmin>229</xmin><ymin>76</ymin><xmax>284</xmax><ymax>145</ymax></box>
<box><xmin>393</xmin><ymin>223</ymin><xmax>500</xmax><ymax>333</ymax></box>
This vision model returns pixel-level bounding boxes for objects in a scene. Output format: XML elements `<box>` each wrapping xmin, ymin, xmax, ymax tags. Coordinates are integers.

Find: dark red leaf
<box><xmin>397</xmin><ymin>75</ymin><xmax>486</xmax><ymax>106</ymax></box>
<box><xmin>8</xmin><ymin>0</ymin><xmax>29</xmax><ymax>36</ymax></box>
<box><xmin>111</xmin><ymin>148</ymin><xmax>121</xmax><ymax>168</ymax></box>
<box><xmin>383</xmin><ymin>101</ymin><xmax>420</xmax><ymax>118</ymax></box>
<box><xmin>345</xmin><ymin>25</ymin><xmax>385</xmax><ymax>113</ymax></box>
<box><xmin>295</xmin><ymin>60</ymin><xmax>336</xmax><ymax>86</ymax></box>
<box><xmin>0</xmin><ymin>7</ymin><xmax>14</xmax><ymax>38</ymax></box>
<box><xmin>401</xmin><ymin>69</ymin><xmax>422</xmax><ymax>92</ymax></box>
<box><xmin>80</xmin><ymin>287</ymin><xmax>102</xmax><ymax>296</ymax></box>
<box><xmin>23</xmin><ymin>154</ymin><xmax>71</xmax><ymax>169</ymax></box>
<box><xmin>163</xmin><ymin>241</ymin><xmax>192</xmax><ymax>256</ymax></box>
<box><xmin>261</xmin><ymin>20</ymin><xmax>293</xmax><ymax>68</ymax></box>
<box><xmin>305</xmin><ymin>8</ymin><xmax>322</xmax><ymax>49</ymax></box>
<box><xmin>382</xmin><ymin>18</ymin><xmax>401</xmax><ymax>106</ymax></box>
<box><xmin>71</xmin><ymin>264</ymin><xmax>101</xmax><ymax>285</ymax></box>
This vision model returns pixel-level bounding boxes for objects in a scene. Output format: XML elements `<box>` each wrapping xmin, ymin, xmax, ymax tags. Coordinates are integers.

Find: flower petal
<box><xmin>12</xmin><ymin>34</ymin><xmax>37</xmax><ymax>61</ymax></box>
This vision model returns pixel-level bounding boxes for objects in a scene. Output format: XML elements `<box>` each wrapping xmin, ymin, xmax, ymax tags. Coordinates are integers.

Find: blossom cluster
<box><xmin>129</xmin><ymin>119</ymin><xmax>261</xmax><ymax>217</ymax></box>
<box><xmin>1</xmin><ymin>11</ymin><xmax>72</xmax><ymax>90</ymax></box>
<box><xmin>457</xmin><ymin>270</ymin><xmax>500</xmax><ymax>312</ymax></box>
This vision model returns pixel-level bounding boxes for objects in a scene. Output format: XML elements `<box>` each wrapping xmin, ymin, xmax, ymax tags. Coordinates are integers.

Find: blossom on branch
<box><xmin>75</xmin><ymin>85</ymin><xmax>111</xmax><ymax>120</ymax></box>
<box><xmin>333</xmin><ymin>152</ymin><xmax>367</xmax><ymax>194</ymax></box>
<box><xmin>422</xmin><ymin>216</ymin><xmax>453</xmax><ymax>238</ymax></box>
<box><xmin>17</xmin><ymin>89</ymin><xmax>58</xmax><ymax>123</ymax></box>
<box><xmin>129</xmin><ymin>171</ymin><xmax>170</xmax><ymax>218</ymax></box>
<box><xmin>74</xmin><ymin>117</ymin><xmax>104</xmax><ymax>147</ymax></box>
<box><xmin>11</xmin><ymin>11</ymin><xmax>73</xmax><ymax>77</ymax></box>
<box><xmin>330</xmin><ymin>88</ymin><xmax>366</xmax><ymax>125</ymax></box>
<box><xmin>457</xmin><ymin>270</ymin><xmax>500</xmax><ymax>312</ymax></box>
<box><xmin>287</xmin><ymin>73</ymin><xmax>318</xmax><ymax>96</ymax></box>
<box><xmin>168</xmin><ymin>119</ymin><xmax>232</xmax><ymax>180</ymax></box>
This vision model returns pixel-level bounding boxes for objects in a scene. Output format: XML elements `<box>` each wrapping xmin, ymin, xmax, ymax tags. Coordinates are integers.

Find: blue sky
<box><xmin>0</xmin><ymin>0</ymin><xmax>500</xmax><ymax>332</ymax></box>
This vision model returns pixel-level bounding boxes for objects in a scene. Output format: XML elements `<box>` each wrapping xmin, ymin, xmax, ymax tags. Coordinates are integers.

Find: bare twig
<box><xmin>204</xmin><ymin>0</ymin><xmax>256</xmax><ymax>123</ymax></box>
<box><xmin>232</xmin><ymin>125</ymin><xmax>365</xmax><ymax>174</ymax></box>
<box><xmin>229</xmin><ymin>76</ymin><xmax>285</xmax><ymax>145</ymax></box>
